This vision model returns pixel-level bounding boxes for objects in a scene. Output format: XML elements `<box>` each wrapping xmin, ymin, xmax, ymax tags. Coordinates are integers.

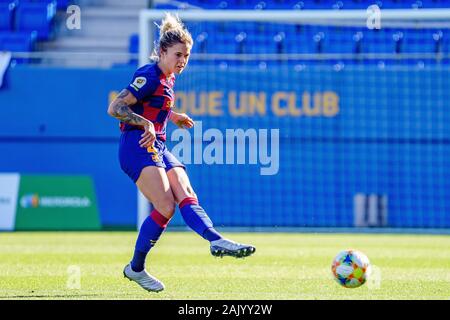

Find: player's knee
<box><xmin>186</xmin><ymin>186</ymin><xmax>197</xmax><ymax>199</ymax></box>
<box><xmin>155</xmin><ymin>201</ymin><xmax>176</xmax><ymax>218</ymax></box>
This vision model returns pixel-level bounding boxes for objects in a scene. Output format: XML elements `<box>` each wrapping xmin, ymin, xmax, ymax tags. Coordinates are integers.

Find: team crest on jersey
<box><xmin>131</xmin><ymin>77</ymin><xmax>147</xmax><ymax>91</ymax></box>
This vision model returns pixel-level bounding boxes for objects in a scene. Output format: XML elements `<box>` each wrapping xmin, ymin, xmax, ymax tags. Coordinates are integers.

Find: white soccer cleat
<box><xmin>123</xmin><ymin>264</ymin><xmax>165</xmax><ymax>292</ymax></box>
<box><xmin>210</xmin><ymin>238</ymin><xmax>256</xmax><ymax>258</ymax></box>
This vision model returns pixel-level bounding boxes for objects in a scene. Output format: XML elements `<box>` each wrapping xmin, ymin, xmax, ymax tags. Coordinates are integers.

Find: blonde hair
<box><xmin>150</xmin><ymin>13</ymin><xmax>193</xmax><ymax>61</ymax></box>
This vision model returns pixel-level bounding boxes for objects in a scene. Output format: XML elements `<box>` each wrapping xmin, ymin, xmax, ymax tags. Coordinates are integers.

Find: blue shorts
<box><xmin>119</xmin><ymin>129</ymin><xmax>185</xmax><ymax>183</ymax></box>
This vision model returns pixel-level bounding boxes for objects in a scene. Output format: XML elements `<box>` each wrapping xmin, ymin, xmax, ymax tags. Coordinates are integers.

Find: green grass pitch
<box><xmin>0</xmin><ymin>231</ymin><xmax>448</xmax><ymax>300</ymax></box>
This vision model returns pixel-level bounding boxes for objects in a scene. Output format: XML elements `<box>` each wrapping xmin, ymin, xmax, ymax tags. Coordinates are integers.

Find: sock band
<box><xmin>131</xmin><ymin>211</ymin><xmax>168</xmax><ymax>272</ymax></box>
<box><xmin>150</xmin><ymin>209</ymin><xmax>170</xmax><ymax>228</ymax></box>
<box><xmin>179</xmin><ymin>197</ymin><xmax>199</xmax><ymax>209</ymax></box>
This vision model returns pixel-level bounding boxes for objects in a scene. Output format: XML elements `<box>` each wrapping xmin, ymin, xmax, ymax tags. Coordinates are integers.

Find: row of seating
<box><xmin>0</xmin><ymin>0</ymin><xmax>68</xmax><ymax>41</ymax></box>
<box><xmin>187</xmin><ymin>26</ymin><xmax>448</xmax><ymax>54</ymax></box>
<box><xmin>128</xmin><ymin>27</ymin><xmax>448</xmax><ymax>58</ymax></box>
<box><xmin>0</xmin><ymin>0</ymin><xmax>68</xmax><ymax>10</ymax></box>
<box><xmin>148</xmin><ymin>0</ymin><xmax>449</xmax><ymax>61</ymax></box>
<box><xmin>184</xmin><ymin>59</ymin><xmax>450</xmax><ymax>68</ymax></box>
<box><xmin>157</xmin><ymin>0</ymin><xmax>450</xmax><ymax>10</ymax></box>
<box><xmin>0</xmin><ymin>0</ymin><xmax>70</xmax><ymax>56</ymax></box>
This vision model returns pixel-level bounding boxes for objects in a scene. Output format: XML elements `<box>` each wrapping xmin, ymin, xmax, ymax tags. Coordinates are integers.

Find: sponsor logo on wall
<box><xmin>20</xmin><ymin>194</ymin><xmax>92</xmax><ymax>208</ymax></box>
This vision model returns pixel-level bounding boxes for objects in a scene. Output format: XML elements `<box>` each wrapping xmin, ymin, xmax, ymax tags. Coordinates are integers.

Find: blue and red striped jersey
<box><xmin>121</xmin><ymin>63</ymin><xmax>175</xmax><ymax>141</ymax></box>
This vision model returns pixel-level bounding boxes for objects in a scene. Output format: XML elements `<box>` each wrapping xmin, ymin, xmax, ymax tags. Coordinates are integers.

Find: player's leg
<box><xmin>119</xmin><ymin>132</ymin><xmax>175</xmax><ymax>291</ymax></box>
<box><xmin>166</xmin><ymin>166</ymin><xmax>256</xmax><ymax>258</ymax></box>
<box><xmin>124</xmin><ymin>166</ymin><xmax>175</xmax><ymax>292</ymax></box>
<box><xmin>166</xmin><ymin>166</ymin><xmax>221</xmax><ymax>241</ymax></box>
<box><xmin>132</xmin><ymin>165</ymin><xmax>175</xmax><ymax>268</ymax></box>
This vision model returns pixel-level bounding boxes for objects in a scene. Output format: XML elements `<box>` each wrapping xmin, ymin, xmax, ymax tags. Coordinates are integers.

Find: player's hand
<box><xmin>171</xmin><ymin>112</ymin><xmax>194</xmax><ymax>129</ymax></box>
<box><xmin>139</xmin><ymin>122</ymin><xmax>156</xmax><ymax>148</ymax></box>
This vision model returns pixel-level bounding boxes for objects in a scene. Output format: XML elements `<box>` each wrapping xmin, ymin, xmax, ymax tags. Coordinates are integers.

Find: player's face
<box><xmin>161</xmin><ymin>42</ymin><xmax>191</xmax><ymax>75</ymax></box>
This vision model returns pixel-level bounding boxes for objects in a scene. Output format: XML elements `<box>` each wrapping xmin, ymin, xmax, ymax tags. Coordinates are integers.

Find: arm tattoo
<box><xmin>110</xmin><ymin>90</ymin><xmax>149</xmax><ymax>127</ymax></box>
<box><xmin>117</xmin><ymin>90</ymin><xmax>129</xmax><ymax>99</ymax></box>
<box><xmin>115</xmin><ymin>105</ymin><xmax>148</xmax><ymax>126</ymax></box>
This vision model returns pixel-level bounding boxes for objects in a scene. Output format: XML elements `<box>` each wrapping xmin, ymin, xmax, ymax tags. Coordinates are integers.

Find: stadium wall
<box><xmin>1</xmin><ymin>64</ymin><xmax>449</xmax><ymax>229</ymax></box>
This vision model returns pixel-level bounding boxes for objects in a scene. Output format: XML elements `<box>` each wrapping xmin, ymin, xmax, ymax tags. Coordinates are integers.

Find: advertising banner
<box><xmin>15</xmin><ymin>175</ymin><xmax>101</xmax><ymax>230</ymax></box>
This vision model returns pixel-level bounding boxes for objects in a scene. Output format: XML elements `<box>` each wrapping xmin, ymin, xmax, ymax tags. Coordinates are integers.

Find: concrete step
<box><xmin>39</xmin><ymin>55</ymin><xmax>132</xmax><ymax>68</ymax></box>
<box><xmin>81</xmin><ymin>7</ymin><xmax>141</xmax><ymax>18</ymax></box>
<box><xmin>78</xmin><ymin>0</ymin><xmax>148</xmax><ymax>9</ymax></box>
<box><xmin>41</xmin><ymin>37</ymin><xmax>128</xmax><ymax>52</ymax></box>
<box><xmin>87</xmin><ymin>0</ymin><xmax>148</xmax><ymax>9</ymax></box>
<box><xmin>42</xmin><ymin>1</ymin><xmax>148</xmax><ymax>67</ymax></box>
<box><xmin>62</xmin><ymin>20</ymin><xmax>139</xmax><ymax>38</ymax></box>
<box><xmin>61</xmin><ymin>8</ymin><xmax>141</xmax><ymax>38</ymax></box>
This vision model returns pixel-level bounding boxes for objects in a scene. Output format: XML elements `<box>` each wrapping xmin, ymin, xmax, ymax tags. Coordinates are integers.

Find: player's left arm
<box><xmin>169</xmin><ymin>111</ymin><xmax>194</xmax><ymax>129</ymax></box>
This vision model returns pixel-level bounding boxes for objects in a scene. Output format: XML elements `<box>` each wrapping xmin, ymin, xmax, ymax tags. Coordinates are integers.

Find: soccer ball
<box><xmin>331</xmin><ymin>249</ymin><xmax>371</xmax><ymax>288</ymax></box>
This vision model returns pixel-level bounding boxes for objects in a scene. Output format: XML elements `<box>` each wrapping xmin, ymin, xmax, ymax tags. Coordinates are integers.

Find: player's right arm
<box><xmin>107</xmin><ymin>89</ymin><xmax>156</xmax><ymax>147</ymax></box>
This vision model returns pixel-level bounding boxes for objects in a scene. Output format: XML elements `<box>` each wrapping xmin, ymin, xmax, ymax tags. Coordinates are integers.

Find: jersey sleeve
<box><xmin>126</xmin><ymin>69</ymin><xmax>159</xmax><ymax>101</ymax></box>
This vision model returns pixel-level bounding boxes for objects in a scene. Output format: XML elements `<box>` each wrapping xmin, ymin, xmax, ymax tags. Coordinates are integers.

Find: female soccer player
<box><xmin>107</xmin><ymin>13</ymin><xmax>255</xmax><ymax>292</ymax></box>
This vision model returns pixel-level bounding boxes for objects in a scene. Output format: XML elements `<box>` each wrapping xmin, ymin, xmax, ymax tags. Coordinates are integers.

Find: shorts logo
<box><xmin>147</xmin><ymin>146</ymin><xmax>161</xmax><ymax>162</ymax></box>
<box><xmin>131</xmin><ymin>77</ymin><xmax>147</xmax><ymax>91</ymax></box>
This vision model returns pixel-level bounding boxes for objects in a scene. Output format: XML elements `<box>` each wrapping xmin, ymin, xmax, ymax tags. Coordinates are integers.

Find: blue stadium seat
<box><xmin>0</xmin><ymin>2</ymin><xmax>16</xmax><ymax>31</ymax></box>
<box><xmin>128</xmin><ymin>33</ymin><xmax>139</xmax><ymax>65</ymax></box>
<box><xmin>343</xmin><ymin>0</ymin><xmax>371</xmax><ymax>9</ymax></box>
<box><xmin>0</xmin><ymin>30</ymin><xmax>37</xmax><ymax>52</ymax></box>
<box><xmin>55</xmin><ymin>0</ymin><xmax>70</xmax><ymax>10</ymax></box>
<box><xmin>234</xmin><ymin>31</ymin><xmax>247</xmax><ymax>53</ymax></box>
<box><xmin>195</xmin><ymin>31</ymin><xmax>208</xmax><ymax>53</ymax></box>
<box><xmin>286</xmin><ymin>33</ymin><xmax>316</xmax><ymax>53</ymax></box>
<box><xmin>18</xmin><ymin>0</ymin><xmax>68</xmax><ymax>9</ymax></box>
<box><xmin>273</xmin><ymin>31</ymin><xmax>285</xmax><ymax>53</ymax></box>
<box><xmin>15</xmin><ymin>0</ymin><xmax>57</xmax><ymax>40</ymax></box>
<box><xmin>400</xmin><ymin>29</ymin><xmax>437</xmax><ymax>53</ymax></box>
<box><xmin>442</xmin><ymin>32</ymin><xmax>449</xmax><ymax>53</ymax></box>
<box><xmin>129</xmin><ymin>33</ymin><xmax>138</xmax><ymax>53</ymax></box>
